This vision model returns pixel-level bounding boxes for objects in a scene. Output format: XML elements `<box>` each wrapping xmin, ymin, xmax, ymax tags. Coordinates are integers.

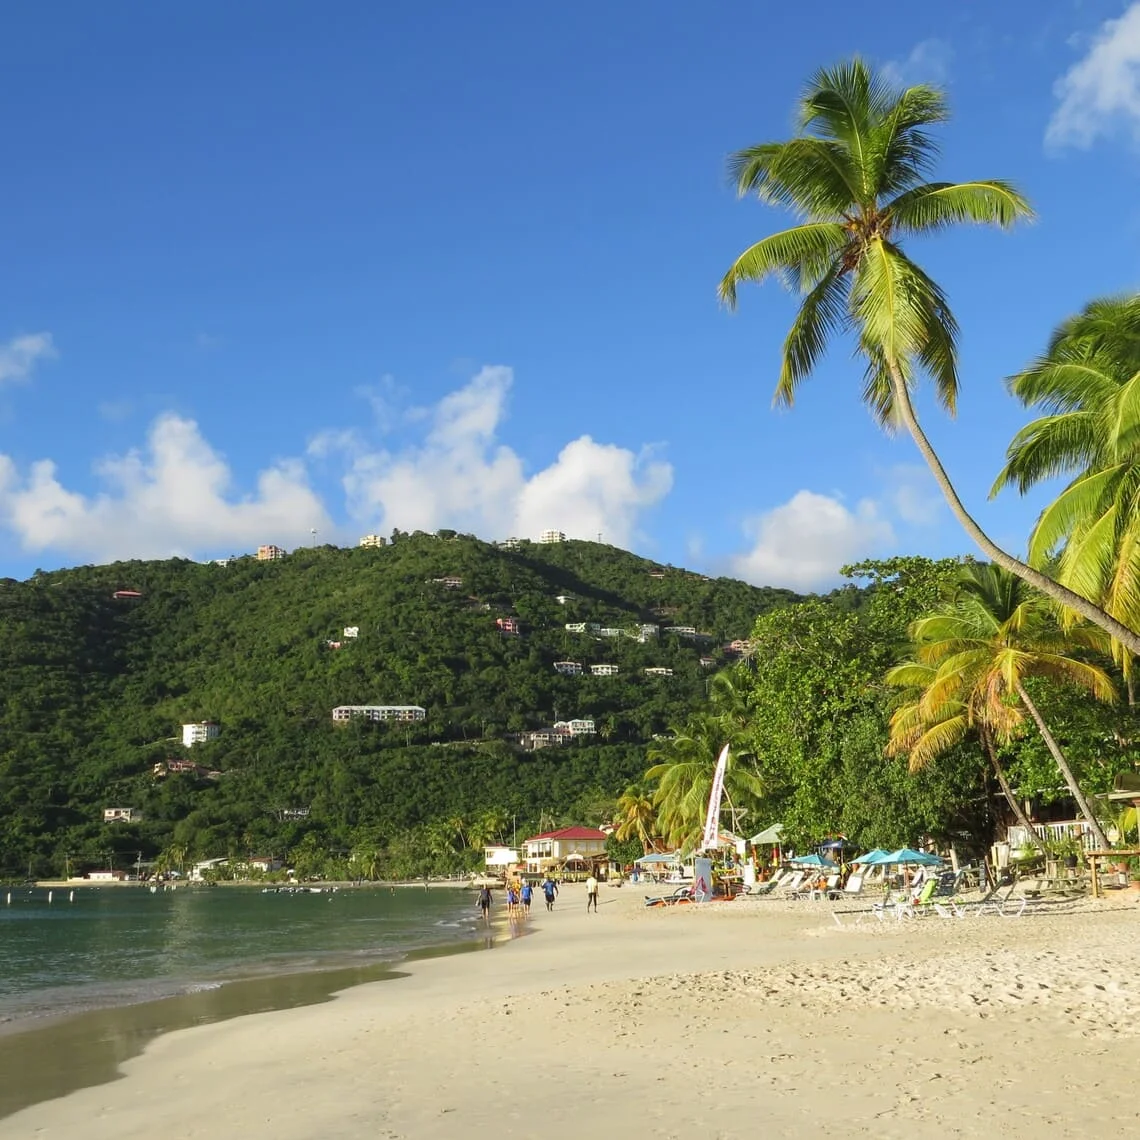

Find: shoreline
<box><xmin>0</xmin><ymin>915</ymin><xmax>524</xmax><ymax>1121</ymax></box>
<box><xmin>3</xmin><ymin>889</ymin><xmax>1139</xmax><ymax>1136</ymax></box>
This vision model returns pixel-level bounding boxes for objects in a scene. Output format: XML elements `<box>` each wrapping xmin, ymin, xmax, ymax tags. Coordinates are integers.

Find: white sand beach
<box><xmin>4</xmin><ymin>886</ymin><xmax>1139</xmax><ymax>1139</ymax></box>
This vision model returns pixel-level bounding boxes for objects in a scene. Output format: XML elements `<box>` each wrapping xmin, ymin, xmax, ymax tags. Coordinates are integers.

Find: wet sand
<box><xmin>3</xmin><ymin>887</ymin><xmax>1138</xmax><ymax>1138</ymax></box>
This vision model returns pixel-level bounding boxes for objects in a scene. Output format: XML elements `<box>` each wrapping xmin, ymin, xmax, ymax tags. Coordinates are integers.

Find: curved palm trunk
<box><xmin>1013</xmin><ymin>681</ymin><xmax>1110</xmax><ymax>849</ymax></box>
<box><xmin>887</xmin><ymin>366</ymin><xmax>1140</xmax><ymax>657</ymax></box>
<box><xmin>979</xmin><ymin>725</ymin><xmax>1046</xmax><ymax>855</ymax></box>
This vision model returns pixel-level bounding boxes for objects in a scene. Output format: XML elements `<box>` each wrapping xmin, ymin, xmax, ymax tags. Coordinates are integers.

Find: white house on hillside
<box><xmin>182</xmin><ymin>721</ymin><xmax>220</xmax><ymax>747</ymax></box>
<box><xmin>331</xmin><ymin>705</ymin><xmax>426</xmax><ymax>723</ymax></box>
<box><xmin>359</xmin><ymin>534</ymin><xmax>387</xmax><ymax>548</ymax></box>
<box><xmin>539</xmin><ymin>529</ymin><xmax>565</xmax><ymax>543</ymax></box>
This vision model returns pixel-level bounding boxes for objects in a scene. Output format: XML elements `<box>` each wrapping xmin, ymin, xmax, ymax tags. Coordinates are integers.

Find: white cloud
<box><xmin>0</xmin><ymin>414</ymin><xmax>332</xmax><ymax>561</ymax></box>
<box><xmin>1047</xmin><ymin>2</ymin><xmax>1140</xmax><ymax>148</ymax></box>
<box><xmin>881</xmin><ymin>39</ymin><xmax>954</xmax><ymax>87</ymax></box>
<box><xmin>0</xmin><ymin>333</ymin><xmax>55</xmax><ymax>387</ymax></box>
<box><xmin>333</xmin><ymin>365</ymin><xmax>672</xmax><ymax>547</ymax></box>
<box><xmin>729</xmin><ymin>490</ymin><xmax>896</xmax><ymax>591</ymax></box>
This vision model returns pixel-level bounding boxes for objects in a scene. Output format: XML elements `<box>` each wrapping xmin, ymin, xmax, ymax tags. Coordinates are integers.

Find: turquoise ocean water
<box><xmin>0</xmin><ymin>884</ymin><xmax>482</xmax><ymax>1028</ymax></box>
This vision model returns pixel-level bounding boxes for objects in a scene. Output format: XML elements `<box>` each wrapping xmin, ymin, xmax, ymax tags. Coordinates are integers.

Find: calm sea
<box><xmin>0</xmin><ymin>884</ymin><xmax>482</xmax><ymax>1027</ymax></box>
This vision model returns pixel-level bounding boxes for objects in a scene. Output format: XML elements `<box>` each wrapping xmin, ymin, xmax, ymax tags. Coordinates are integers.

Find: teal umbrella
<box><xmin>789</xmin><ymin>853</ymin><xmax>838</xmax><ymax>869</ymax></box>
<box><xmin>852</xmin><ymin>849</ymin><xmax>889</xmax><ymax>865</ymax></box>
<box><xmin>880</xmin><ymin>847</ymin><xmax>942</xmax><ymax>867</ymax></box>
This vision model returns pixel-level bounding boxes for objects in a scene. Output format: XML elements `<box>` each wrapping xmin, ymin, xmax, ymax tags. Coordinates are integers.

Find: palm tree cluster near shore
<box><xmin>632</xmin><ymin>59</ymin><xmax>1140</xmax><ymax>858</ymax></box>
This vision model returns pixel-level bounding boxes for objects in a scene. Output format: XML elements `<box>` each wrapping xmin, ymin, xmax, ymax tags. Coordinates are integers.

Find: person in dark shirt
<box><xmin>541</xmin><ymin>877</ymin><xmax>558</xmax><ymax>911</ymax></box>
<box><xmin>477</xmin><ymin>885</ymin><xmax>492</xmax><ymax>923</ymax></box>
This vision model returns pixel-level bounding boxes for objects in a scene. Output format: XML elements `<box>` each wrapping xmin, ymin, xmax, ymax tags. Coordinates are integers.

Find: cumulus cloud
<box><xmin>330</xmin><ymin>365</ymin><xmax>672</xmax><ymax>547</ymax></box>
<box><xmin>730</xmin><ymin>490</ymin><xmax>896</xmax><ymax>591</ymax></box>
<box><xmin>1047</xmin><ymin>2</ymin><xmax>1140</xmax><ymax>148</ymax></box>
<box><xmin>881</xmin><ymin>39</ymin><xmax>954</xmax><ymax>87</ymax></box>
<box><xmin>0</xmin><ymin>333</ymin><xmax>55</xmax><ymax>387</ymax></box>
<box><xmin>0</xmin><ymin>414</ymin><xmax>332</xmax><ymax>561</ymax></box>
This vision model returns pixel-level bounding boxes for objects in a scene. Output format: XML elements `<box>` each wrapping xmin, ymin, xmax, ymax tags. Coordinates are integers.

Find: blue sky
<box><xmin>2</xmin><ymin>0</ymin><xmax>1139</xmax><ymax>589</ymax></box>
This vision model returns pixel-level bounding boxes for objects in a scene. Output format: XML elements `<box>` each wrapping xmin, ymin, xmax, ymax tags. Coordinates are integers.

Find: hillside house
<box><xmin>700</xmin><ymin>657</ymin><xmax>716</xmax><ymax>668</ymax></box>
<box><xmin>516</xmin><ymin>731</ymin><xmax>562</xmax><ymax>750</ymax></box>
<box><xmin>664</xmin><ymin>626</ymin><xmax>698</xmax><ymax>637</ymax></box>
<box><xmin>648</xmin><ymin>570</ymin><xmax>666</xmax><ymax>579</ymax></box>
<box><xmin>522</xmin><ymin>826</ymin><xmax>608</xmax><ymax>873</ymax></box>
<box><xmin>539</xmin><ymin>529</ymin><xmax>565</xmax><ymax>544</ymax></box>
<box><xmin>553</xmin><ymin>661</ymin><xmax>583</xmax><ymax>676</ymax></box>
<box><xmin>359</xmin><ymin>534</ymin><xmax>387</xmax><ymax>548</ymax></box>
<box><xmin>634</xmin><ymin>624</ymin><xmax>660</xmax><ymax>642</ymax></box>
<box><xmin>111</xmin><ymin>589</ymin><xmax>143</xmax><ymax>601</ymax></box>
<box><xmin>257</xmin><ymin>545</ymin><xmax>286</xmax><ymax>561</ymax></box>
<box><xmin>432</xmin><ymin>576</ymin><xmax>463</xmax><ymax>588</ymax></box>
<box><xmin>725</xmin><ymin>639</ymin><xmax>752</xmax><ymax>656</ymax></box>
<box><xmin>182</xmin><ymin>721</ymin><xmax>220</xmax><ymax>747</ymax></box>
<box><xmin>564</xmin><ymin>622</ymin><xmax>601</xmax><ymax>634</ymax></box>
<box><xmin>499</xmin><ymin>538</ymin><xmax>522</xmax><ymax>550</ymax></box>
<box><xmin>555</xmin><ymin>594</ymin><xmax>574</xmax><ymax>605</ymax></box>
<box><xmin>496</xmin><ymin>617</ymin><xmax>520</xmax><ymax>634</ymax></box>
<box><xmin>332</xmin><ymin>705</ymin><xmax>426</xmax><ymax>723</ymax></box>
<box><xmin>103</xmin><ymin>807</ymin><xmax>137</xmax><ymax>823</ymax></box>
<box><xmin>590</xmin><ymin>664</ymin><xmax>619</xmax><ymax>676</ymax></box>
<box><xmin>280</xmin><ymin>807</ymin><xmax>310</xmax><ymax>820</ymax></box>
<box><xmin>644</xmin><ymin>667</ymin><xmax>673</xmax><ymax>677</ymax></box>
<box><xmin>553</xmin><ymin>718</ymin><xmax>596</xmax><ymax>737</ymax></box>
<box><xmin>325</xmin><ymin>640</ymin><xmax>343</xmax><ymax>650</ymax></box>
<box><xmin>343</xmin><ymin>626</ymin><xmax>359</xmax><ymax>639</ymax></box>
<box><xmin>154</xmin><ymin>758</ymin><xmax>200</xmax><ymax>778</ymax></box>
<box><xmin>598</xmin><ymin>627</ymin><xmax>623</xmax><ymax>638</ymax></box>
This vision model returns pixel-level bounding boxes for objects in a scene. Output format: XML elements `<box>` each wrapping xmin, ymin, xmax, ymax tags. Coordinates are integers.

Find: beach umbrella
<box><xmin>788</xmin><ymin>853</ymin><xmax>838</xmax><ymax>869</ymax></box>
<box><xmin>749</xmin><ymin>823</ymin><xmax>784</xmax><ymax>845</ymax></box>
<box><xmin>851</xmin><ymin>849</ymin><xmax>889</xmax><ymax>865</ymax></box>
<box><xmin>879</xmin><ymin>848</ymin><xmax>942</xmax><ymax>866</ymax></box>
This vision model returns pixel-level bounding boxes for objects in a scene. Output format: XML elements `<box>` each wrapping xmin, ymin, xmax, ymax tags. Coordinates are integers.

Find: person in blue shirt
<box><xmin>541</xmin><ymin>877</ymin><xmax>558</xmax><ymax>911</ymax></box>
<box><xmin>520</xmin><ymin>881</ymin><xmax>533</xmax><ymax>916</ymax></box>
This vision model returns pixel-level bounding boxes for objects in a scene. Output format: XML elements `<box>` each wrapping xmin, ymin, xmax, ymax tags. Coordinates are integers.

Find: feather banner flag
<box><xmin>700</xmin><ymin>744</ymin><xmax>730</xmax><ymax>852</ymax></box>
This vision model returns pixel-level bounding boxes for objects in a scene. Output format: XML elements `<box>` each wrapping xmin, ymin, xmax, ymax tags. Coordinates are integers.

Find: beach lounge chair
<box><xmin>775</xmin><ymin>871</ymin><xmax>806</xmax><ymax>898</ymax></box>
<box><xmin>743</xmin><ymin>870</ymin><xmax>786</xmax><ymax>897</ymax></box>
<box><xmin>643</xmin><ymin>885</ymin><xmax>694</xmax><ymax>908</ymax></box>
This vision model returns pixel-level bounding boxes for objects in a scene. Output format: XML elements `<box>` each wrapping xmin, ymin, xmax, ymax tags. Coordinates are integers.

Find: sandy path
<box><xmin>4</xmin><ymin>887</ymin><xmax>1138</xmax><ymax>1138</ymax></box>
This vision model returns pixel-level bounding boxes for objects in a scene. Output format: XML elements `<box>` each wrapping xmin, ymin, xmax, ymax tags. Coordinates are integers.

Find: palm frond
<box><xmin>727</xmin><ymin>138</ymin><xmax>859</xmax><ymax>218</ymax></box>
<box><xmin>774</xmin><ymin>265</ymin><xmax>851</xmax><ymax>407</ymax></box>
<box><xmin>718</xmin><ymin>222</ymin><xmax>848</xmax><ymax>308</ymax></box>
<box><xmin>992</xmin><ymin>411</ymin><xmax>1107</xmax><ymax>497</ymax></box>
<box><xmin>887</xmin><ymin>181</ymin><xmax>1033</xmax><ymax>235</ymax></box>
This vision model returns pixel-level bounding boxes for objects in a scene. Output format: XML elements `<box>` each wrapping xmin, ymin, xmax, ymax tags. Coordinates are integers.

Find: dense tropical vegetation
<box><xmin>0</xmin><ymin>533</ymin><xmax>796</xmax><ymax>879</ymax></box>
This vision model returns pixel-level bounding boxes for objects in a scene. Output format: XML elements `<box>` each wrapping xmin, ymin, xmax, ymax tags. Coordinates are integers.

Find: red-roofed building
<box><xmin>522</xmin><ymin>826</ymin><xmax>608</xmax><ymax>873</ymax></box>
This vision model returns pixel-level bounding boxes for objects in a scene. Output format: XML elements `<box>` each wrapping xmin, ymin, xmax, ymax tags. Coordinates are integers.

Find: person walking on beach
<box><xmin>477</xmin><ymin>884</ymin><xmax>492</xmax><ymax>924</ymax></box>
<box><xmin>520</xmin><ymin>880</ymin><xmax>533</xmax><ymax>917</ymax></box>
<box><xmin>585</xmin><ymin>874</ymin><xmax>599</xmax><ymax>913</ymax></box>
<box><xmin>507</xmin><ymin>883</ymin><xmax>519</xmax><ymax>918</ymax></box>
<box><xmin>542</xmin><ymin>876</ymin><xmax>558</xmax><ymax>912</ymax></box>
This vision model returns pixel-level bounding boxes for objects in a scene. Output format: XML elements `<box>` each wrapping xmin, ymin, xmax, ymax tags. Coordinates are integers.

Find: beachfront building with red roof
<box><xmin>521</xmin><ymin>825</ymin><xmax>608</xmax><ymax>873</ymax></box>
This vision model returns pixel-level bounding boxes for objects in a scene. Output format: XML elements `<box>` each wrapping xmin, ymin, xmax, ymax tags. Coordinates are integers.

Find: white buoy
<box><xmin>69</xmin><ymin>890</ymin><xmax>75</xmax><ymax>903</ymax></box>
<box><xmin>5</xmin><ymin>892</ymin><xmax>9</xmax><ymax>905</ymax></box>
<box><xmin>47</xmin><ymin>891</ymin><xmax>53</xmax><ymax>904</ymax></box>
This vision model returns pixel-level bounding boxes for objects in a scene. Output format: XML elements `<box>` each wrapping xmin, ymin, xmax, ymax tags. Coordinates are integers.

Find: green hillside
<box><xmin>0</xmin><ymin>534</ymin><xmax>798</xmax><ymax>878</ymax></box>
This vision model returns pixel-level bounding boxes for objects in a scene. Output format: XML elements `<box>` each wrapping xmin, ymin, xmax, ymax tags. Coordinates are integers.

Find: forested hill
<box><xmin>0</xmin><ymin>534</ymin><xmax>798</xmax><ymax>877</ymax></box>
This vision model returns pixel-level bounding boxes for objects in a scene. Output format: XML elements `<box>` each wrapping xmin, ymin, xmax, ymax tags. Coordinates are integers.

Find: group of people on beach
<box><xmin>477</xmin><ymin>873</ymin><xmax>599</xmax><ymax>922</ymax></box>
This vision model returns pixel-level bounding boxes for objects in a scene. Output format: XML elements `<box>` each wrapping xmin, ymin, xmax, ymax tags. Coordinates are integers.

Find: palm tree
<box><xmin>886</xmin><ymin>661</ymin><xmax>1047</xmax><ymax>854</ymax></box>
<box><xmin>898</xmin><ymin>562</ymin><xmax>1115</xmax><ymax>848</ymax></box>
<box><xmin>614</xmin><ymin>785</ymin><xmax>658</xmax><ymax>852</ymax></box>
<box><xmin>646</xmin><ymin>711</ymin><xmax>764</xmax><ymax>851</ymax></box>
<box><xmin>719</xmin><ymin>57</ymin><xmax>1140</xmax><ymax>657</ymax></box>
<box><xmin>992</xmin><ymin>295</ymin><xmax>1140</xmax><ymax>692</ymax></box>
